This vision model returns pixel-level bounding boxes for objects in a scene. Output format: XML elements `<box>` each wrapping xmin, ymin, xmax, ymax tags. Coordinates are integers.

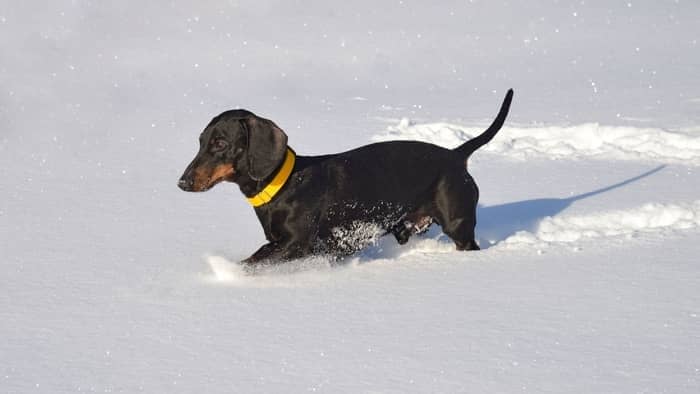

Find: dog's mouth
<box><xmin>179</xmin><ymin>163</ymin><xmax>235</xmax><ymax>192</ymax></box>
<box><xmin>200</xmin><ymin>175</ymin><xmax>230</xmax><ymax>191</ymax></box>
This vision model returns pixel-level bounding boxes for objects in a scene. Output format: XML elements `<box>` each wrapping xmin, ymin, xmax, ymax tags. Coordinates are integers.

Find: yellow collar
<box><xmin>247</xmin><ymin>148</ymin><xmax>296</xmax><ymax>207</ymax></box>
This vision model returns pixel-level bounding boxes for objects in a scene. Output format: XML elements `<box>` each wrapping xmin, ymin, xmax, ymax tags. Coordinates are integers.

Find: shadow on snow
<box><xmin>475</xmin><ymin>165</ymin><xmax>665</xmax><ymax>248</ymax></box>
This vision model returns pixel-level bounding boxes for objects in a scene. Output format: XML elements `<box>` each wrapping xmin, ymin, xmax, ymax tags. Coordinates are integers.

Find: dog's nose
<box><xmin>178</xmin><ymin>178</ymin><xmax>193</xmax><ymax>191</ymax></box>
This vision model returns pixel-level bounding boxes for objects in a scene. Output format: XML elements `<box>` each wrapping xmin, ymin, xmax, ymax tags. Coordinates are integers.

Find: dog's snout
<box><xmin>178</xmin><ymin>177</ymin><xmax>193</xmax><ymax>191</ymax></box>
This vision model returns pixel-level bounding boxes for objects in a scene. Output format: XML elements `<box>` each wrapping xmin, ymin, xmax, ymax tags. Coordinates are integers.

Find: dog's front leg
<box><xmin>242</xmin><ymin>240</ymin><xmax>310</xmax><ymax>265</ymax></box>
<box><xmin>242</xmin><ymin>243</ymin><xmax>279</xmax><ymax>264</ymax></box>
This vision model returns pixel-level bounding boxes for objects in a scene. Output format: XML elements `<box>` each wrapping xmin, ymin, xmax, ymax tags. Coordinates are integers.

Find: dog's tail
<box><xmin>454</xmin><ymin>89</ymin><xmax>513</xmax><ymax>159</ymax></box>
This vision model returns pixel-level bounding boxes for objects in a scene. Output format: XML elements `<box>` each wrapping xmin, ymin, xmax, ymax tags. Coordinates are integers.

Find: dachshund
<box><xmin>179</xmin><ymin>89</ymin><xmax>513</xmax><ymax>264</ymax></box>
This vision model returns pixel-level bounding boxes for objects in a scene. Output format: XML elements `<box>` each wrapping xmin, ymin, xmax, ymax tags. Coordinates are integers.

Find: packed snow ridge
<box><xmin>500</xmin><ymin>199</ymin><xmax>700</xmax><ymax>247</ymax></box>
<box><xmin>373</xmin><ymin>119</ymin><xmax>700</xmax><ymax>164</ymax></box>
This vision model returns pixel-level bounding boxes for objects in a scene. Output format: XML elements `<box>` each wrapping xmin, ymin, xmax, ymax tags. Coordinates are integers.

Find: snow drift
<box><xmin>374</xmin><ymin>120</ymin><xmax>700</xmax><ymax>165</ymax></box>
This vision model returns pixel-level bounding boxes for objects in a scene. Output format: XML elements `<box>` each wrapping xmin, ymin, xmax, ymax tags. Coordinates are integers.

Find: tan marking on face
<box><xmin>210</xmin><ymin>163</ymin><xmax>235</xmax><ymax>181</ymax></box>
<box><xmin>192</xmin><ymin>163</ymin><xmax>235</xmax><ymax>191</ymax></box>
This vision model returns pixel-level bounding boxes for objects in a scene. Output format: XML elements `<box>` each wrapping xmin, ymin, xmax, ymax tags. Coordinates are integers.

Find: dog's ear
<box><xmin>243</xmin><ymin>116</ymin><xmax>288</xmax><ymax>181</ymax></box>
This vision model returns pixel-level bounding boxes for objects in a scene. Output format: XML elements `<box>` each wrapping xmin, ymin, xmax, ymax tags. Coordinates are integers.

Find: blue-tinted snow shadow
<box><xmin>475</xmin><ymin>165</ymin><xmax>665</xmax><ymax>248</ymax></box>
<box><xmin>354</xmin><ymin>165</ymin><xmax>665</xmax><ymax>260</ymax></box>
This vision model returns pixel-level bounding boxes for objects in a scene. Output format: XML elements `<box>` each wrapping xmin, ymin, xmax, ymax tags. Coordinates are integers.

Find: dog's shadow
<box><xmin>355</xmin><ymin>165</ymin><xmax>665</xmax><ymax>260</ymax></box>
<box><xmin>476</xmin><ymin>165</ymin><xmax>665</xmax><ymax>247</ymax></box>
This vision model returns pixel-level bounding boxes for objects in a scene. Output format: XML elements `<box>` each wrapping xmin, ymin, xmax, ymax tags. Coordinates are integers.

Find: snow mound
<box><xmin>503</xmin><ymin>200</ymin><xmax>700</xmax><ymax>247</ymax></box>
<box><xmin>206</xmin><ymin>255</ymin><xmax>250</xmax><ymax>283</ymax></box>
<box><xmin>373</xmin><ymin>120</ymin><xmax>700</xmax><ymax>164</ymax></box>
<box><xmin>205</xmin><ymin>255</ymin><xmax>336</xmax><ymax>287</ymax></box>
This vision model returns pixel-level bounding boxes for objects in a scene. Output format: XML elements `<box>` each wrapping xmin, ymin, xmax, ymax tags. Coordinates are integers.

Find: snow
<box><xmin>375</xmin><ymin>121</ymin><xmax>700</xmax><ymax>164</ymax></box>
<box><xmin>502</xmin><ymin>199</ymin><xmax>700</xmax><ymax>245</ymax></box>
<box><xmin>2</xmin><ymin>1</ymin><xmax>700</xmax><ymax>393</ymax></box>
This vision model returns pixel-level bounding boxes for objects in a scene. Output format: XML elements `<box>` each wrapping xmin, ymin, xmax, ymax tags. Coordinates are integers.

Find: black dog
<box><xmin>179</xmin><ymin>89</ymin><xmax>513</xmax><ymax>264</ymax></box>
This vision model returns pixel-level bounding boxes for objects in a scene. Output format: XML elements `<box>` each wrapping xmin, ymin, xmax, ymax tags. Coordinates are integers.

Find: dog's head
<box><xmin>178</xmin><ymin>110</ymin><xmax>288</xmax><ymax>192</ymax></box>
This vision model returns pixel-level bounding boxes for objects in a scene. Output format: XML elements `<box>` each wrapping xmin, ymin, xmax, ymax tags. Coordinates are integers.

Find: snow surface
<box><xmin>375</xmin><ymin>121</ymin><xmax>700</xmax><ymax>164</ymax></box>
<box><xmin>2</xmin><ymin>1</ymin><xmax>700</xmax><ymax>393</ymax></box>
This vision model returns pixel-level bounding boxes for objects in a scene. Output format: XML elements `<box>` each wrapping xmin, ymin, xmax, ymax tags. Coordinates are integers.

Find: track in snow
<box><xmin>373</xmin><ymin>120</ymin><xmax>700</xmax><ymax>164</ymax></box>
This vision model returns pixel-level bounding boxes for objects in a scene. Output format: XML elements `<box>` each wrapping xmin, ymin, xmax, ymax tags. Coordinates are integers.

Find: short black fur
<box><xmin>179</xmin><ymin>89</ymin><xmax>514</xmax><ymax>264</ymax></box>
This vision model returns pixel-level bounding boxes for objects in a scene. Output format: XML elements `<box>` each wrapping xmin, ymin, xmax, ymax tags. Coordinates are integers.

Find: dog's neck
<box><xmin>236</xmin><ymin>177</ymin><xmax>262</xmax><ymax>198</ymax></box>
<box><xmin>235</xmin><ymin>148</ymin><xmax>295</xmax><ymax>203</ymax></box>
<box><xmin>236</xmin><ymin>173</ymin><xmax>275</xmax><ymax>198</ymax></box>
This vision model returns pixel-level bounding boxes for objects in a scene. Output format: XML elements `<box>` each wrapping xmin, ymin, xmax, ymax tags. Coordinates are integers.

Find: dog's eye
<box><xmin>211</xmin><ymin>139</ymin><xmax>228</xmax><ymax>152</ymax></box>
